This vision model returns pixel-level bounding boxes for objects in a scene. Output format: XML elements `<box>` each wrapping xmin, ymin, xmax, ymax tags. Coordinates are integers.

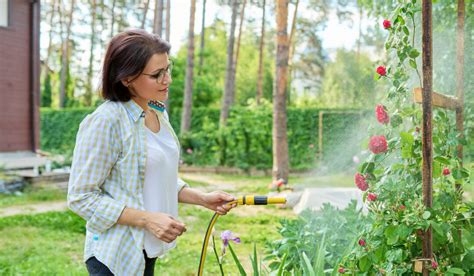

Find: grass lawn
<box><xmin>0</xmin><ymin>172</ymin><xmax>299</xmax><ymax>275</ymax></box>
<box><xmin>0</xmin><ymin>186</ymin><xmax>65</xmax><ymax>208</ymax></box>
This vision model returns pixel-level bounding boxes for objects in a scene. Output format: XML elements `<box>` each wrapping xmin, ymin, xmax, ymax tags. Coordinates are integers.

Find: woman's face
<box><xmin>125</xmin><ymin>53</ymin><xmax>172</xmax><ymax>108</ymax></box>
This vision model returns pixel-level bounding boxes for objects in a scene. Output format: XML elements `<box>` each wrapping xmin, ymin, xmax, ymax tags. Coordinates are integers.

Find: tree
<box><xmin>181</xmin><ymin>0</ymin><xmax>196</xmax><ymax>134</ymax></box>
<box><xmin>256</xmin><ymin>0</ymin><xmax>266</xmax><ymax>105</ymax></box>
<box><xmin>273</xmin><ymin>0</ymin><xmax>290</xmax><ymax>181</ymax></box>
<box><xmin>153</xmin><ymin>0</ymin><xmax>164</xmax><ymax>36</ymax></box>
<box><xmin>220</xmin><ymin>0</ymin><xmax>239</xmax><ymax>127</ymax></box>
<box><xmin>141</xmin><ymin>0</ymin><xmax>151</xmax><ymax>29</ymax></box>
<box><xmin>198</xmin><ymin>0</ymin><xmax>207</xmax><ymax>75</ymax></box>
<box><xmin>85</xmin><ymin>0</ymin><xmax>97</xmax><ymax>107</ymax></box>
<box><xmin>59</xmin><ymin>0</ymin><xmax>76</xmax><ymax>108</ymax></box>
<box><xmin>233</xmin><ymin>0</ymin><xmax>247</xmax><ymax>77</ymax></box>
<box><xmin>165</xmin><ymin>0</ymin><xmax>170</xmax><ymax>41</ymax></box>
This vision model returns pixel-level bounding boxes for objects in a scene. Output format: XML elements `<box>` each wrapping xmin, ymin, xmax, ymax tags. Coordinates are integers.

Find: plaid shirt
<box><xmin>67</xmin><ymin>100</ymin><xmax>188</xmax><ymax>275</ymax></box>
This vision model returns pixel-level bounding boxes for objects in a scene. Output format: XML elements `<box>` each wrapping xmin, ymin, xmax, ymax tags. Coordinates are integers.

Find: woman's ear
<box><xmin>120</xmin><ymin>78</ymin><xmax>132</xmax><ymax>87</ymax></box>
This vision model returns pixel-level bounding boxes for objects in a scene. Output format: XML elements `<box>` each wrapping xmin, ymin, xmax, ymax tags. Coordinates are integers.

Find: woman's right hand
<box><xmin>144</xmin><ymin>212</ymin><xmax>187</xmax><ymax>243</ymax></box>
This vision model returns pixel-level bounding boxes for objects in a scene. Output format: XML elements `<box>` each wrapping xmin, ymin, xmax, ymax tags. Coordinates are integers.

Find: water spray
<box><xmin>197</xmin><ymin>195</ymin><xmax>287</xmax><ymax>275</ymax></box>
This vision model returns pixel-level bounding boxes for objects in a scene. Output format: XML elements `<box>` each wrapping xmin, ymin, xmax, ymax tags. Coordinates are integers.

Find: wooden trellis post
<box><xmin>413</xmin><ymin>1</ymin><xmax>465</xmax><ymax>274</ymax></box>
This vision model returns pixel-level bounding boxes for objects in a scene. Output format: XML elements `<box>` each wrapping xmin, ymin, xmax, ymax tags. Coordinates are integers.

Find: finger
<box><xmin>220</xmin><ymin>192</ymin><xmax>236</xmax><ymax>201</ymax></box>
<box><xmin>169</xmin><ymin>226</ymin><xmax>184</xmax><ymax>236</ymax></box>
<box><xmin>171</xmin><ymin>221</ymin><xmax>186</xmax><ymax>232</ymax></box>
<box><xmin>216</xmin><ymin>207</ymin><xmax>227</xmax><ymax>215</ymax></box>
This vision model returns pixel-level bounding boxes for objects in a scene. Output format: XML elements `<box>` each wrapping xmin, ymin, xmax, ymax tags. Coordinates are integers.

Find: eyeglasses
<box><xmin>142</xmin><ymin>61</ymin><xmax>173</xmax><ymax>84</ymax></box>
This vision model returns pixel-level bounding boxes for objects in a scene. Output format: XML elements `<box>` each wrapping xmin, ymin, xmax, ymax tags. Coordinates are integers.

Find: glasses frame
<box><xmin>142</xmin><ymin>60</ymin><xmax>173</xmax><ymax>84</ymax></box>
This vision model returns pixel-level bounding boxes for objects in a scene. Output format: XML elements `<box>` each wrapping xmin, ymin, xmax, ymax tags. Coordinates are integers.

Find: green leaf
<box><xmin>302</xmin><ymin>252</ymin><xmax>316</xmax><ymax>276</ymax></box>
<box><xmin>433</xmin><ymin>160</ymin><xmax>442</xmax><ymax>178</ymax></box>
<box><xmin>400</xmin><ymin>132</ymin><xmax>414</xmax><ymax>159</ymax></box>
<box><xmin>314</xmin><ymin>234</ymin><xmax>326</xmax><ymax>275</ymax></box>
<box><xmin>409</xmin><ymin>48</ymin><xmax>420</xmax><ymax>58</ymax></box>
<box><xmin>446</xmin><ymin>268</ymin><xmax>466</xmax><ymax>275</ymax></box>
<box><xmin>434</xmin><ymin>156</ymin><xmax>450</xmax><ymax>165</ymax></box>
<box><xmin>251</xmin><ymin>244</ymin><xmax>259</xmax><ymax>276</ymax></box>
<box><xmin>384</xmin><ymin>225</ymin><xmax>399</xmax><ymax>245</ymax></box>
<box><xmin>358</xmin><ymin>255</ymin><xmax>371</xmax><ymax>272</ymax></box>
<box><xmin>228</xmin><ymin>243</ymin><xmax>247</xmax><ymax>276</ymax></box>
<box><xmin>403</xmin><ymin>26</ymin><xmax>409</xmax><ymax>35</ymax></box>
<box><xmin>390</xmin><ymin>115</ymin><xmax>403</xmax><ymax>128</ymax></box>
<box><xmin>422</xmin><ymin>211</ymin><xmax>431</xmax><ymax>219</ymax></box>
<box><xmin>276</xmin><ymin>253</ymin><xmax>288</xmax><ymax>276</ymax></box>
<box><xmin>409</xmin><ymin>59</ymin><xmax>417</xmax><ymax>69</ymax></box>
<box><xmin>374</xmin><ymin>73</ymin><xmax>381</xmax><ymax>80</ymax></box>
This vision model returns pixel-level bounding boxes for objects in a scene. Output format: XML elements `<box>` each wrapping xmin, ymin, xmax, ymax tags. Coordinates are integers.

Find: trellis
<box><xmin>413</xmin><ymin>1</ymin><xmax>466</xmax><ymax>274</ymax></box>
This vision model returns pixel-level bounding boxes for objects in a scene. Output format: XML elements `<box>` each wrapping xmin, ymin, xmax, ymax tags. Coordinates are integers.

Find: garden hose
<box><xmin>197</xmin><ymin>196</ymin><xmax>286</xmax><ymax>276</ymax></box>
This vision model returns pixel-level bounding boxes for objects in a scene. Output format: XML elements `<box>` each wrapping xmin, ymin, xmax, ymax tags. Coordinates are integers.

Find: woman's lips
<box><xmin>158</xmin><ymin>87</ymin><xmax>169</xmax><ymax>93</ymax></box>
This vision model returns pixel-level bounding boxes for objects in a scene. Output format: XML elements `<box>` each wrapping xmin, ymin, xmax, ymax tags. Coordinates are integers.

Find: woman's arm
<box><xmin>178</xmin><ymin>187</ymin><xmax>236</xmax><ymax>215</ymax></box>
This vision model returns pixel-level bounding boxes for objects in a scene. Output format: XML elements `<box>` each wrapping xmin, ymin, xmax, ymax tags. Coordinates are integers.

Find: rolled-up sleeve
<box><xmin>177</xmin><ymin>177</ymin><xmax>189</xmax><ymax>192</ymax></box>
<box><xmin>67</xmin><ymin>114</ymin><xmax>126</xmax><ymax>234</ymax></box>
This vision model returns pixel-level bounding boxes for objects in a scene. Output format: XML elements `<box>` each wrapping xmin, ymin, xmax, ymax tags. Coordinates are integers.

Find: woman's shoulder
<box><xmin>82</xmin><ymin>101</ymin><xmax>123</xmax><ymax>126</ymax></box>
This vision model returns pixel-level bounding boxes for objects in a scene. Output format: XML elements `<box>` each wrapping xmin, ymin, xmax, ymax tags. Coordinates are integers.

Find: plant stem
<box><xmin>212</xmin><ymin>235</ymin><xmax>225</xmax><ymax>276</ymax></box>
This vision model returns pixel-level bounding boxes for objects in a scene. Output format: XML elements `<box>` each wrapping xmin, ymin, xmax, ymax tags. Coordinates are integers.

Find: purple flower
<box><xmin>220</xmin><ymin>230</ymin><xmax>240</xmax><ymax>254</ymax></box>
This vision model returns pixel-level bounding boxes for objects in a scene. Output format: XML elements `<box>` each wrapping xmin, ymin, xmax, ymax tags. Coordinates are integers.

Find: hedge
<box><xmin>40</xmin><ymin>106</ymin><xmax>373</xmax><ymax>172</ymax></box>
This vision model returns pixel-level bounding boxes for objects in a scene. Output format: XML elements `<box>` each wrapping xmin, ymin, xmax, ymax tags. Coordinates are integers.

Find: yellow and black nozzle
<box><xmin>198</xmin><ymin>195</ymin><xmax>287</xmax><ymax>276</ymax></box>
<box><xmin>235</xmin><ymin>195</ymin><xmax>287</xmax><ymax>205</ymax></box>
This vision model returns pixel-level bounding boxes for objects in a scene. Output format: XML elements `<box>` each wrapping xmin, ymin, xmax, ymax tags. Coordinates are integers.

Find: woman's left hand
<box><xmin>201</xmin><ymin>191</ymin><xmax>237</xmax><ymax>215</ymax></box>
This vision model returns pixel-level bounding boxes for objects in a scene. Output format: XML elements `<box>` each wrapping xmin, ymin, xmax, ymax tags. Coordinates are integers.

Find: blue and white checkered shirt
<box><xmin>67</xmin><ymin>100</ymin><xmax>188</xmax><ymax>275</ymax></box>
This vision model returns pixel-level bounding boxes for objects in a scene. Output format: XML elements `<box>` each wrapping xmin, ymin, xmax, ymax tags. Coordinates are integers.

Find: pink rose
<box><xmin>399</xmin><ymin>205</ymin><xmax>406</xmax><ymax>211</ymax></box>
<box><xmin>354</xmin><ymin>173</ymin><xmax>369</xmax><ymax>191</ymax></box>
<box><xmin>186</xmin><ymin>148</ymin><xmax>193</xmax><ymax>154</ymax></box>
<box><xmin>376</xmin><ymin>66</ymin><xmax>387</xmax><ymax>76</ymax></box>
<box><xmin>358</xmin><ymin>239</ymin><xmax>367</xmax><ymax>246</ymax></box>
<box><xmin>375</xmin><ymin>104</ymin><xmax>390</xmax><ymax>125</ymax></box>
<box><xmin>338</xmin><ymin>267</ymin><xmax>345</xmax><ymax>273</ymax></box>
<box><xmin>383</xmin><ymin>19</ymin><xmax>392</xmax><ymax>29</ymax></box>
<box><xmin>367</xmin><ymin>193</ymin><xmax>377</xmax><ymax>201</ymax></box>
<box><xmin>431</xmin><ymin>260</ymin><xmax>438</xmax><ymax>269</ymax></box>
<box><xmin>369</xmin><ymin>135</ymin><xmax>388</xmax><ymax>154</ymax></box>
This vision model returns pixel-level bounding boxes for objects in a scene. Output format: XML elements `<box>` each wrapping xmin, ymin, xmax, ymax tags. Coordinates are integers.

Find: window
<box><xmin>0</xmin><ymin>0</ymin><xmax>9</xmax><ymax>27</ymax></box>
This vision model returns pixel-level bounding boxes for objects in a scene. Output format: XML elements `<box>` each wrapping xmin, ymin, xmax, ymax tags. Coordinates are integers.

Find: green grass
<box><xmin>0</xmin><ymin>186</ymin><xmax>66</xmax><ymax>208</ymax></box>
<box><xmin>0</xmin><ymin>207</ymin><xmax>289</xmax><ymax>275</ymax></box>
<box><xmin>0</xmin><ymin>172</ymin><xmax>298</xmax><ymax>275</ymax></box>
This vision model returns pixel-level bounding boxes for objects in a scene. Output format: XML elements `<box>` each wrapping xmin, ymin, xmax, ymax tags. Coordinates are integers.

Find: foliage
<box><xmin>319</xmin><ymin>49</ymin><xmax>384</xmax><ymax>108</ymax></box>
<box><xmin>337</xmin><ymin>1</ymin><xmax>473</xmax><ymax>274</ymax></box>
<box><xmin>40</xmin><ymin>107</ymin><xmax>95</xmax><ymax>154</ymax></box>
<box><xmin>41</xmin><ymin>106</ymin><xmax>369</xmax><ymax>172</ymax></box>
<box><xmin>264</xmin><ymin>201</ymin><xmax>369</xmax><ymax>274</ymax></box>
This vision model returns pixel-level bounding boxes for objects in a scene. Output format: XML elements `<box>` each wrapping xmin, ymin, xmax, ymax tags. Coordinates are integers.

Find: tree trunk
<box><xmin>43</xmin><ymin>0</ymin><xmax>56</xmax><ymax>80</ymax></box>
<box><xmin>86</xmin><ymin>0</ymin><xmax>97</xmax><ymax>107</ymax></box>
<box><xmin>153</xmin><ymin>0</ymin><xmax>164</xmax><ymax>36</ymax></box>
<box><xmin>198</xmin><ymin>0</ymin><xmax>207</xmax><ymax>75</ymax></box>
<box><xmin>165</xmin><ymin>0</ymin><xmax>171</xmax><ymax>41</ymax></box>
<box><xmin>180</xmin><ymin>0</ymin><xmax>196</xmax><ymax>134</ymax></box>
<box><xmin>233</xmin><ymin>0</ymin><xmax>247</xmax><ymax>76</ymax></box>
<box><xmin>273</xmin><ymin>0</ymin><xmax>289</xmax><ymax>182</ymax></box>
<box><xmin>219</xmin><ymin>0</ymin><xmax>239</xmax><ymax>127</ymax></box>
<box><xmin>287</xmin><ymin>0</ymin><xmax>299</xmax><ymax>106</ymax></box>
<box><xmin>110</xmin><ymin>0</ymin><xmax>116</xmax><ymax>38</ymax></box>
<box><xmin>59</xmin><ymin>0</ymin><xmax>76</xmax><ymax>108</ymax></box>
<box><xmin>141</xmin><ymin>0</ymin><xmax>151</xmax><ymax>29</ymax></box>
<box><xmin>256</xmin><ymin>0</ymin><xmax>266</xmax><ymax>105</ymax></box>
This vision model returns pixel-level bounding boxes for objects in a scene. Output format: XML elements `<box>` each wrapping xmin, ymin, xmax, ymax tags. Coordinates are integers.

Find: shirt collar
<box><xmin>123</xmin><ymin>100</ymin><xmax>145</xmax><ymax>122</ymax></box>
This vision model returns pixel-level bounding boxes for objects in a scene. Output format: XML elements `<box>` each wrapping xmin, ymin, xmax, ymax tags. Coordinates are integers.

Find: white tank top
<box><xmin>143</xmin><ymin>115</ymin><xmax>180</xmax><ymax>258</ymax></box>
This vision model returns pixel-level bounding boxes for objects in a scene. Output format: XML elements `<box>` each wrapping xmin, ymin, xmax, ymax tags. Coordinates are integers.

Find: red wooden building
<box><xmin>0</xmin><ymin>0</ymin><xmax>41</xmax><ymax>153</ymax></box>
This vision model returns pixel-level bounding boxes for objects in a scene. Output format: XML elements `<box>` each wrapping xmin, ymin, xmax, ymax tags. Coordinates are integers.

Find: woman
<box><xmin>67</xmin><ymin>29</ymin><xmax>236</xmax><ymax>276</ymax></box>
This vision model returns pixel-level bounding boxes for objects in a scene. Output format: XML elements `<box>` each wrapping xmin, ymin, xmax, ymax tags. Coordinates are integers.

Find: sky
<box><xmin>167</xmin><ymin>0</ymin><xmax>374</xmax><ymax>58</ymax></box>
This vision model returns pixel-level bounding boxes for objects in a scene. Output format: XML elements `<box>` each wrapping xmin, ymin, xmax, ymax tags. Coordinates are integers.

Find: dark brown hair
<box><xmin>101</xmin><ymin>29</ymin><xmax>171</xmax><ymax>101</ymax></box>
